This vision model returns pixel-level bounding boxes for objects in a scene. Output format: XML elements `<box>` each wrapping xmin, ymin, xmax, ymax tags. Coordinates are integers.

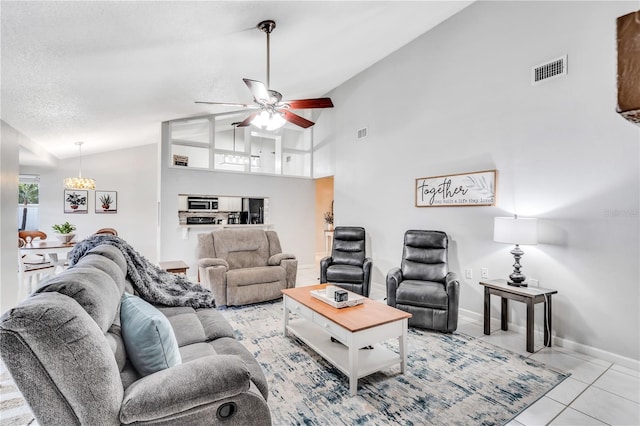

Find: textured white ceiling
<box><xmin>1</xmin><ymin>1</ymin><xmax>473</xmax><ymax>164</ymax></box>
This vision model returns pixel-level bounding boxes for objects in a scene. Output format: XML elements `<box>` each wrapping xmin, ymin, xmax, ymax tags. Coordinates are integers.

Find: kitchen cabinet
<box><xmin>218</xmin><ymin>196</ymin><xmax>242</xmax><ymax>212</ymax></box>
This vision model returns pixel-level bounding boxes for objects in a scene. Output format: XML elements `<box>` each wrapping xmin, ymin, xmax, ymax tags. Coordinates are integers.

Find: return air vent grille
<box><xmin>532</xmin><ymin>55</ymin><xmax>567</xmax><ymax>85</ymax></box>
<box><xmin>357</xmin><ymin>127</ymin><xmax>368</xmax><ymax>140</ymax></box>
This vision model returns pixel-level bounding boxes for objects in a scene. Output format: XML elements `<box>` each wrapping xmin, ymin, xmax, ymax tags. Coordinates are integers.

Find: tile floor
<box><xmin>297</xmin><ymin>264</ymin><xmax>640</xmax><ymax>426</ymax></box>
<box><xmin>4</xmin><ymin>265</ymin><xmax>638</xmax><ymax>425</ymax></box>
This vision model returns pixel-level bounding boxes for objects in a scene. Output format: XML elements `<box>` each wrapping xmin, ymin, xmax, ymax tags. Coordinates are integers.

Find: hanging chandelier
<box><xmin>64</xmin><ymin>141</ymin><xmax>95</xmax><ymax>190</ymax></box>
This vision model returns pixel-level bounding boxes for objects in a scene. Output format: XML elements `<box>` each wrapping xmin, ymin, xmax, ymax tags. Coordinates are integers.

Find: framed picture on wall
<box><xmin>96</xmin><ymin>191</ymin><xmax>117</xmax><ymax>213</ymax></box>
<box><xmin>415</xmin><ymin>170</ymin><xmax>497</xmax><ymax>207</ymax></box>
<box><xmin>64</xmin><ymin>190</ymin><xmax>88</xmax><ymax>214</ymax></box>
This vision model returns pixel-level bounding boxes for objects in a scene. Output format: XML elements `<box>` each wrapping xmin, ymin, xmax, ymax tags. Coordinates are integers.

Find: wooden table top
<box><xmin>159</xmin><ymin>260</ymin><xmax>189</xmax><ymax>270</ymax></box>
<box><xmin>20</xmin><ymin>241</ymin><xmax>76</xmax><ymax>250</ymax></box>
<box><xmin>282</xmin><ymin>284</ymin><xmax>411</xmax><ymax>332</ymax></box>
<box><xmin>479</xmin><ymin>279</ymin><xmax>558</xmax><ymax>296</ymax></box>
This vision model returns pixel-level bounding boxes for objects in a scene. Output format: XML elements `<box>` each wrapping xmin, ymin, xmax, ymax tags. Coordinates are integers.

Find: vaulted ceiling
<box><xmin>1</xmin><ymin>1</ymin><xmax>473</xmax><ymax>165</ymax></box>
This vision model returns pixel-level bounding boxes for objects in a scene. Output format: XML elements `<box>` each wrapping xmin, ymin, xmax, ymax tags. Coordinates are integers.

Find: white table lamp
<box><xmin>494</xmin><ymin>215</ymin><xmax>538</xmax><ymax>286</ymax></box>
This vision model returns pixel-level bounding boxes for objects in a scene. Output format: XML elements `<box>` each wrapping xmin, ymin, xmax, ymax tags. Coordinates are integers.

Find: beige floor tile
<box><xmin>530</xmin><ymin>348</ymin><xmax>610</xmax><ymax>384</ymax></box>
<box><xmin>545</xmin><ymin>377</ymin><xmax>590</xmax><ymax>405</ymax></box>
<box><xmin>570</xmin><ymin>386</ymin><xmax>640</xmax><ymax>425</ymax></box>
<box><xmin>592</xmin><ymin>368</ymin><xmax>640</xmax><ymax>404</ymax></box>
<box><xmin>549</xmin><ymin>407</ymin><xmax>605</xmax><ymax>425</ymax></box>
<box><xmin>515</xmin><ymin>396</ymin><xmax>565</xmax><ymax>426</ymax></box>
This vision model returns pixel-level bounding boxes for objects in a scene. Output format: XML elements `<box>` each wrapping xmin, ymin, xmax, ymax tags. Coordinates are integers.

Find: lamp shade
<box><xmin>493</xmin><ymin>216</ymin><xmax>538</xmax><ymax>245</ymax></box>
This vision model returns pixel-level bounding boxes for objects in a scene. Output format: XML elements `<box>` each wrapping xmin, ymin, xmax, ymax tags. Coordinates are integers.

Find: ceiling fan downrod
<box><xmin>257</xmin><ymin>20</ymin><xmax>276</xmax><ymax>89</ymax></box>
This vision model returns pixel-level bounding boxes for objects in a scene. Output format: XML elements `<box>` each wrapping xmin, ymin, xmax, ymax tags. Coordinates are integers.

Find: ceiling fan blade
<box><xmin>284</xmin><ymin>98</ymin><xmax>334</xmax><ymax>109</ymax></box>
<box><xmin>195</xmin><ymin>101</ymin><xmax>253</xmax><ymax>108</ymax></box>
<box><xmin>243</xmin><ymin>78</ymin><xmax>271</xmax><ymax>104</ymax></box>
<box><xmin>237</xmin><ymin>112</ymin><xmax>260</xmax><ymax>127</ymax></box>
<box><xmin>283</xmin><ymin>110</ymin><xmax>315</xmax><ymax>128</ymax></box>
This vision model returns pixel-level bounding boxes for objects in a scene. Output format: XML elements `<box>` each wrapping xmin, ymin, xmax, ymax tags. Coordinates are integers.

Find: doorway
<box><xmin>315</xmin><ymin>176</ymin><xmax>334</xmax><ymax>262</ymax></box>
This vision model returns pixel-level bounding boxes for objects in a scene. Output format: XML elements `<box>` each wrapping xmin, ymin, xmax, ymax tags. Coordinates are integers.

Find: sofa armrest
<box><xmin>386</xmin><ymin>267</ymin><xmax>403</xmax><ymax>307</ymax></box>
<box><xmin>120</xmin><ymin>355</ymin><xmax>250</xmax><ymax>424</ymax></box>
<box><xmin>267</xmin><ymin>253</ymin><xmax>295</xmax><ymax>266</ymax></box>
<box><xmin>198</xmin><ymin>258</ymin><xmax>229</xmax><ymax>269</ymax></box>
<box><xmin>198</xmin><ymin>258</ymin><xmax>229</xmax><ymax>306</ymax></box>
<box><xmin>280</xmin><ymin>258</ymin><xmax>298</xmax><ymax>289</ymax></box>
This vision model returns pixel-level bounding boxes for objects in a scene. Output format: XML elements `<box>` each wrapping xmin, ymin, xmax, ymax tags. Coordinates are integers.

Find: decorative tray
<box><xmin>310</xmin><ymin>289</ymin><xmax>365</xmax><ymax>309</ymax></box>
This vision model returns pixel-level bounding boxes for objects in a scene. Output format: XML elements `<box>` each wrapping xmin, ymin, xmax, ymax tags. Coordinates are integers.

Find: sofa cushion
<box><xmin>36</xmin><ymin>262</ymin><xmax>123</xmax><ymax>333</ymax></box>
<box><xmin>396</xmin><ymin>280</ymin><xmax>448</xmax><ymax>310</ymax></box>
<box><xmin>120</xmin><ymin>293</ymin><xmax>182</xmax><ymax>376</ymax></box>
<box><xmin>326</xmin><ymin>264</ymin><xmax>365</xmax><ymax>284</ymax></box>
<box><xmin>227</xmin><ymin>266</ymin><xmax>285</xmax><ymax>287</ymax></box>
<box><xmin>212</xmin><ymin>229</ymin><xmax>271</xmax><ymax>269</ymax></box>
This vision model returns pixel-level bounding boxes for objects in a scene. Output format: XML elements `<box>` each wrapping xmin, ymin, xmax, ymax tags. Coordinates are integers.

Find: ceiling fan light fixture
<box><xmin>64</xmin><ymin>141</ymin><xmax>95</xmax><ymax>190</ymax></box>
<box><xmin>252</xmin><ymin>110</ymin><xmax>286</xmax><ymax>131</ymax></box>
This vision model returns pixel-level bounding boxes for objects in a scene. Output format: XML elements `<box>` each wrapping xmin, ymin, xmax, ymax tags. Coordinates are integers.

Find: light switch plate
<box><xmin>481</xmin><ymin>268</ymin><xmax>489</xmax><ymax>279</ymax></box>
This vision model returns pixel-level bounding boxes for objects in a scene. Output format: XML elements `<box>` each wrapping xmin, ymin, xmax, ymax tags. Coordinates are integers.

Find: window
<box><xmin>18</xmin><ymin>175</ymin><xmax>40</xmax><ymax>231</ymax></box>
<box><xmin>167</xmin><ymin>111</ymin><xmax>313</xmax><ymax>178</ymax></box>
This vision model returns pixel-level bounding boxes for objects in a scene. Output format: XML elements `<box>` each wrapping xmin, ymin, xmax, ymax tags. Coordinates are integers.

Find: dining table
<box><xmin>19</xmin><ymin>240</ymin><xmax>77</xmax><ymax>270</ymax></box>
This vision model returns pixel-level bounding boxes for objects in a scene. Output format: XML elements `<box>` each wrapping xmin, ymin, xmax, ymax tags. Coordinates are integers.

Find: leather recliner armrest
<box><xmin>120</xmin><ymin>355</ymin><xmax>250</xmax><ymax>424</ymax></box>
<box><xmin>445</xmin><ymin>271</ymin><xmax>460</xmax><ymax>331</ymax></box>
<box><xmin>386</xmin><ymin>267</ymin><xmax>403</xmax><ymax>307</ymax></box>
<box><xmin>319</xmin><ymin>256</ymin><xmax>333</xmax><ymax>283</ymax></box>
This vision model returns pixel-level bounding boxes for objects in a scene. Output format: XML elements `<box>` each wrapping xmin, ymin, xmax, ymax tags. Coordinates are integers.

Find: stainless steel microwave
<box><xmin>187</xmin><ymin>197</ymin><xmax>218</xmax><ymax>211</ymax></box>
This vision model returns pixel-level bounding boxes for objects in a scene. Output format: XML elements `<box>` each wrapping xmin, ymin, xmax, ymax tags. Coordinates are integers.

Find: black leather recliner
<box><xmin>320</xmin><ymin>226</ymin><xmax>372</xmax><ymax>297</ymax></box>
<box><xmin>386</xmin><ymin>230</ymin><xmax>459</xmax><ymax>332</ymax></box>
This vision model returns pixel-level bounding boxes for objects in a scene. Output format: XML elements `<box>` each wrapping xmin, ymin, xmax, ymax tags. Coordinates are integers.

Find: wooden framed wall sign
<box><xmin>415</xmin><ymin>170</ymin><xmax>497</xmax><ymax>207</ymax></box>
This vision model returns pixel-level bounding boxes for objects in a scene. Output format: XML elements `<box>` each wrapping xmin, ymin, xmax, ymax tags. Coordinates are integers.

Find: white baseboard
<box><xmin>459</xmin><ymin>308</ymin><xmax>640</xmax><ymax>371</ymax></box>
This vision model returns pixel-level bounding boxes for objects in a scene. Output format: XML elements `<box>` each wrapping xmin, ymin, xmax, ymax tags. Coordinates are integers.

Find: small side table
<box><xmin>480</xmin><ymin>279</ymin><xmax>558</xmax><ymax>353</ymax></box>
<box><xmin>324</xmin><ymin>230</ymin><xmax>334</xmax><ymax>254</ymax></box>
<box><xmin>159</xmin><ymin>260</ymin><xmax>189</xmax><ymax>275</ymax></box>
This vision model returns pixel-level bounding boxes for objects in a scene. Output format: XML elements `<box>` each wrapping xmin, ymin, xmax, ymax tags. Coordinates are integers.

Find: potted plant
<box><xmin>324</xmin><ymin>211</ymin><xmax>334</xmax><ymax>231</ymax></box>
<box><xmin>99</xmin><ymin>193</ymin><xmax>113</xmax><ymax>211</ymax></box>
<box><xmin>52</xmin><ymin>221</ymin><xmax>77</xmax><ymax>243</ymax></box>
<box><xmin>65</xmin><ymin>192</ymin><xmax>87</xmax><ymax>210</ymax></box>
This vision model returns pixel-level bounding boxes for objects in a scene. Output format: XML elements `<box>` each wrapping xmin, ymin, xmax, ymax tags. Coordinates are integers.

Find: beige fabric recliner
<box><xmin>197</xmin><ymin>229</ymin><xmax>297</xmax><ymax>307</ymax></box>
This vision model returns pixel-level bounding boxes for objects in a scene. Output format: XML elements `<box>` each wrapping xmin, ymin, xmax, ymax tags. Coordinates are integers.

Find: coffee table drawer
<box><xmin>287</xmin><ymin>297</ymin><xmax>313</xmax><ymax>321</ymax></box>
<box><xmin>313</xmin><ymin>312</ymin><xmax>347</xmax><ymax>341</ymax></box>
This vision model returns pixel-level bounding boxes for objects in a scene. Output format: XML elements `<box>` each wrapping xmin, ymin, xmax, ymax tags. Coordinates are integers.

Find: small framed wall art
<box><xmin>64</xmin><ymin>190</ymin><xmax>88</xmax><ymax>214</ymax></box>
<box><xmin>96</xmin><ymin>190</ymin><xmax>117</xmax><ymax>214</ymax></box>
<box><xmin>415</xmin><ymin>170</ymin><xmax>497</xmax><ymax>207</ymax></box>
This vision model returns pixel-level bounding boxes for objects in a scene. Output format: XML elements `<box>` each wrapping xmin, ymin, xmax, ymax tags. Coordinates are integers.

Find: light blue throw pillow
<box><xmin>120</xmin><ymin>293</ymin><xmax>181</xmax><ymax>376</ymax></box>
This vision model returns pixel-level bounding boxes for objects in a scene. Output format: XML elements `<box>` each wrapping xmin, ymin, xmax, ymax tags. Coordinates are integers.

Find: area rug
<box><xmin>221</xmin><ymin>300</ymin><xmax>569</xmax><ymax>426</ymax></box>
<box><xmin>0</xmin><ymin>300</ymin><xmax>569</xmax><ymax>426</ymax></box>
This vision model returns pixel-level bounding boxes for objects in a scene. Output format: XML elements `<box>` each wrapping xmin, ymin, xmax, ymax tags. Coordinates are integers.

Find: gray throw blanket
<box><xmin>68</xmin><ymin>234</ymin><xmax>215</xmax><ymax>309</ymax></box>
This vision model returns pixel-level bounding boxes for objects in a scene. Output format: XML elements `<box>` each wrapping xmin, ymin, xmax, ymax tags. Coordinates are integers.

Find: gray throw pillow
<box><xmin>120</xmin><ymin>293</ymin><xmax>181</xmax><ymax>376</ymax></box>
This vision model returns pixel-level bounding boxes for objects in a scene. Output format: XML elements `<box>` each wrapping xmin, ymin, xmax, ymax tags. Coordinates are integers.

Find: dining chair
<box><xmin>95</xmin><ymin>227</ymin><xmax>118</xmax><ymax>236</ymax></box>
<box><xmin>18</xmin><ymin>230</ymin><xmax>48</xmax><ymax>265</ymax></box>
<box><xmin>18</xmin><ymin>238</ymin><xmax>55</xmax><ymax>298</ymax></box>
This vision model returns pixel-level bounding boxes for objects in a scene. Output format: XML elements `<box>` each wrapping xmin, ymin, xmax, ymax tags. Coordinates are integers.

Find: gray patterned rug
<box><xmin>222</xmin><ymin>301</ymin><xmax>568</xmax><ymax>425</ymax></box>
<box><xmin>0</xmin><ymin>300</ymin><xmax>569</xmax><ymax>426</ymax></box>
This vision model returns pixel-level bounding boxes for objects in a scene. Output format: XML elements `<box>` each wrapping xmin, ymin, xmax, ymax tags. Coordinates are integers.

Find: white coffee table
<box><xmin>282</xmin><ymin>284</ymin><xmax>412</xmax><ymax>396</ymax></box>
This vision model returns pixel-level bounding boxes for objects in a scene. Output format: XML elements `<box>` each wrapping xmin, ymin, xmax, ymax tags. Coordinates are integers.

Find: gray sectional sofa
<box><xmin>0</xmin><ymin>244</ymin><xmax>271</xmax><ymax>425</ymax></box>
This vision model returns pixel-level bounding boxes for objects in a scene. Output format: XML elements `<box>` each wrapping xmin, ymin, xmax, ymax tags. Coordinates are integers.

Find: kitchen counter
<box><xmin>179</xmin><ymin>223</ymin><xmax>273</xmax><ymax>238</ymax></box>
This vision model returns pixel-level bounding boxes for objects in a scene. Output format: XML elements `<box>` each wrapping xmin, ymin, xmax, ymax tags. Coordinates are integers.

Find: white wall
<box><xmin>1</xmin><ymin>121</ymin><xmax>21</xmax><ymax>313</ymax></box>
<box><xmin>159</xmin><ymin>123</ymin><xmax>316</xmax><ymax>277</ymax></box>
<box><xmin>320</xmin><ymin>1</ymin><xmax>639</xmax><ymax>362</ymax></box>
<box><xmin>21</xmin><ymin>144</ymin><xmax>158</xmax><ymax>261</ymax></box>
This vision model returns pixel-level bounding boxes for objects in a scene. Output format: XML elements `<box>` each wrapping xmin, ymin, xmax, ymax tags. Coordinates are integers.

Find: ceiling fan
<box><xmin>195</xmin><ymin>20</ymin><xmax>334</xmax><ymax>130</ymax></box>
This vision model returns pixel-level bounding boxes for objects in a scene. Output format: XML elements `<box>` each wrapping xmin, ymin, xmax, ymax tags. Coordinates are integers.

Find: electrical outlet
<box><xmin>481</xmin><ymin>268</ymin><xmax>489</xmax><ymax>279</ymax></box>
<box><xmin>529</xmin><ymin>278</ymin><xmax>539</xmax><ymax>287</ymax></box>
<box><xmin>465</xmin><ymin>268</ymin><xmax>473</xmax><ymax>279</ymax></box>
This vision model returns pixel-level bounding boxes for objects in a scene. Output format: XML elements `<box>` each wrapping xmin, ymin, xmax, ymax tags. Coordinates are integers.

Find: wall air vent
<box><xmin>357</xmin><ymin>127</ymin><xmax>368</xmax><ymax>140</ymax></box>
<box><xmin>532</xmin><ymin>55</ymin><xmax>567</xmax><ymax>85</ymax></box>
